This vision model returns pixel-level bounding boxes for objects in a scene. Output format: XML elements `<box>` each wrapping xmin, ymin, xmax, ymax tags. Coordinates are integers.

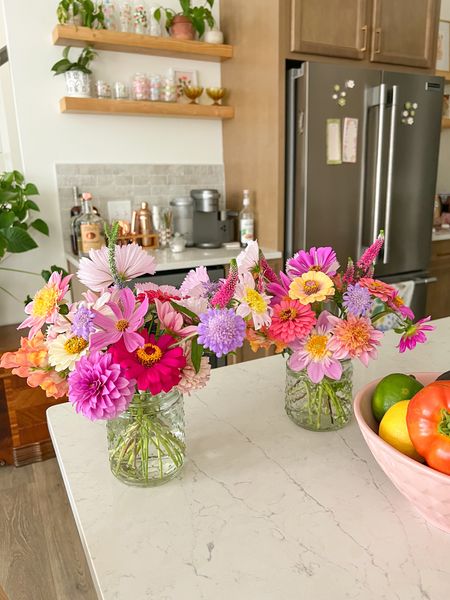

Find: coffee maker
<box><xmin>191</xmin><ymin>189</ymin><xmax>234</xmax><ymax>248</ymax></box>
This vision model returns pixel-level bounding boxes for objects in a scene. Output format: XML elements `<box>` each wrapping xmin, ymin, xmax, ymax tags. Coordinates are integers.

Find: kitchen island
<box><xmin>47</xmin><ymin>319</ymin><xmax>450</xmax><ymax>600</ymax></box>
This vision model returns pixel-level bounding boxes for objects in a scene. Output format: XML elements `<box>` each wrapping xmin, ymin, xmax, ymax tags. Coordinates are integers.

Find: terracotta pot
<box><xmin>170</xmin><ymin>15</ymin><xmax>195</xmax><ymax>41</ymax></box>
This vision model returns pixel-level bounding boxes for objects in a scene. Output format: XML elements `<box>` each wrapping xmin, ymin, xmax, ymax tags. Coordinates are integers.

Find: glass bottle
<box><xmin>239</xmin><ymin>189</ymin><xmax>255</xmax><ymax>247</ymax></box>
<box><xmin>70</xmin><ymin>186</ymin><xmax>81</xmax><ymax>255</ymax></box>
<box><xmin>74</xmin><ymin>193</ymin><xmax>106</xmax><ymax>257</ymax></box>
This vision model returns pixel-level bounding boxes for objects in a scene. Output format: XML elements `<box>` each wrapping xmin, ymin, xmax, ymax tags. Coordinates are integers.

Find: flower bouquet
<box><xmin>1</xmin><ymin>225</ymin><xmax>250</xmax><ymax>486</ymax></box>
<box><xmin>233</xmin><ymin>236</ymin><xmax>433</xmax><ymax>431</ymax></box>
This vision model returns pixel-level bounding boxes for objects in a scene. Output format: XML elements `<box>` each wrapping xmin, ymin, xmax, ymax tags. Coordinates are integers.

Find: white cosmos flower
<box><xmin>234</xmin><ymin>271</ymin><xmax>272</xmax><ymax>330</ymax></box>
<box><xmin>48</xmin><ymin>333</ymin><xmax>89</xmax><ymax>372</ymax></box>
<box><xmin>236</xmin><ymin>240</ymin><xmax>260</xmax><ymax>274</ymax></box>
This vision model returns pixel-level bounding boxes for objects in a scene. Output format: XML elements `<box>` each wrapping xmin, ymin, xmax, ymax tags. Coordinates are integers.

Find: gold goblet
<box><xmin>183</xmin><ymin>86</ymin><xmax>204</xmax><ymax>104</ymax></box>
<box><xmin>206</xmin><ymin>87</ymin><xmax>226</xmax><ymax>105</ymax></box>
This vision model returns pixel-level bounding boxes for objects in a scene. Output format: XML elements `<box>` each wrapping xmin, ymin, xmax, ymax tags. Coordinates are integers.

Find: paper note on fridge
<box><xmin>342</xmin><ymin>117</ymin><xmax>358</xmax><ymax>163</ymax></box>
<box><xmin>326</xmin><ymin>119</ymin><xmax>342</xmax><ymax>165</ymax></box>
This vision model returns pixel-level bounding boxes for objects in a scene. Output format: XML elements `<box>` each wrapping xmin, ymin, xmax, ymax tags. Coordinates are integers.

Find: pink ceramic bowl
<box><xmin>354</xmin><ymin>373</ymin><xmax>450</xmax><ymax>534</ymax></box>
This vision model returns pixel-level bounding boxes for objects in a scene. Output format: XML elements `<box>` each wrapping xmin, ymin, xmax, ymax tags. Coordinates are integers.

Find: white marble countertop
<box><xmin>66</xmin><ymin>246</ymin><xmax>282</xmax><ymax>273</ymax></box>
<box><xmin>432</xmin><ymin>228</ymin><xmax>450</xmax><ymax>242</ymax></box>
<box><xmin>48</xmin><ymin>319</ymin><xmax>450</xmax><ymax>600</ymax></box>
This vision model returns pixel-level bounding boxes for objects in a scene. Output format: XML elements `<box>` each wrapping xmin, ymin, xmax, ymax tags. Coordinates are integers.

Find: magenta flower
<box><xmin>90</xmin><ymin>287</ymin><xmax>149</xmax><ymax>352</ymax></box>
<box><xmin>267</xmin><ymin>271</ymin><xmax>291</xmax><ymax>305</ymax></box>
<box><xmin>356</xmin><ymin>234</ymin><xmax>384</xmax><ymax>274</ymax></box>
<box><xmin>210</xmin><ymin>259</ymin><xmax>238</xmax><ymax>308</ymax></box>
<box><xmin>68</xmin><ymin>351</ymin><xmax>136</xmax><ymax>420</ymax></box>
<box><xmin>286</xmin><ymin>247</ymin><xmax>339</xmax><ymax>279</ymax></box>
<box><xmin>397</xmin><ymin>317</ymin><xmax>434</xmax><ymax>353</ymax></box>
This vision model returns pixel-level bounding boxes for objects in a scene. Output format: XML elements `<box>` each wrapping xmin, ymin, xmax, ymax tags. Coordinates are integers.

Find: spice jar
<box><xmin>162</xmin><ymin>69</ymin><xmax>176</xmax><ymax>102</ymax></box>
<box><xmin>133</xmin><ymin>3</ymin><xmax>148</xmax><ymax>34</ymax></box>
<box><xmin>149</xmin><ymin>74</ymin><xmax>161</xmax><ymax>101</ymax></box>
<box><xmin>119</xmin><ymin>1</ymin><xmax>132</xmax><ymax>32</ymax></box>
<box><xmin>132</xmin><ymin>73</ymin><xmax>149</xmax><ymax>101</ymax></box>
<box><xmin>113</xmin><ymin>81</ymin><xmax>129</xmax><ymax>99</ymax></box>
<box><xmin>96</xmin><ymin>80</ymin><xmax>112</xmax><ymax>98</ymax></box>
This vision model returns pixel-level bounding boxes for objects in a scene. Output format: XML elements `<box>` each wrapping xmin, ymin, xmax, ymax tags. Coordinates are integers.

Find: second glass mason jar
<box><xmin>285</xmin><ymin>359</ymin><xmax>353</xmax><ymax>432</ymax></box>
<box><xmin>132</xmin><ymin>73</ymin><xmax>149</xmax><ymax>100</ymax></box>
<box><xmin>106</xmin><ymin>390</ymin><xmax>185</xmax><ymax>487</ymax></box>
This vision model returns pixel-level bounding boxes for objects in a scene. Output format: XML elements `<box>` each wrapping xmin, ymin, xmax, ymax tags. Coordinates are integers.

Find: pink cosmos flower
<box><xmin>18</xmin><ymin>271</ymin><xmax>72</xmax><ymax>338</ymax></box>
<box><xmin>154</xmin><ymin>298</ymin><xmax>197</xmax><ymax>337</ymax></box>
<box><xmin>286</xmin><ymin>247</ymin><xmax>339</xmax><ymax>279</ymax></box>
<box><xmin>268</xmin><ymin>298</ymin><xmax>316</xmax><ymax>344</ymax></box>
<box><xmin>328</xmin><ymin>314</ymin><xmax>383</xmax><ymax>366</ymax></box>
<box><xmin>288</xmin><ymin>312</ymin><xmax>342</xmax><ymax>383</ymax></box>
<box><xmin>90</xmin><ymin>287</ymin><xmax>149</xmax><ymax>352</ymax></box>
<box><xmin>388</xmin><ymin>294</ymin><xmax>415</xmax><ymax>321</ymax></box>
<box><xmin>77</xmin><ymin>243</ymin><xmax>156</xmax><ymax>291</ymax></box>
<box><xmin>267</xmin><ymin>271</ymin><xmax>291</xmax><ymax>305</ymax></box>
<box><xmin>359</xmin><ymin>278</ymin><xmax>397</xmax><ymax>303</ymax></box>
<box><xmin>179</xmin><ymin>266</ymin><xmax>211</xmax><ymax>298</ymax></box>
<box><xmin>397</xmin><ymin>317</ymin><xmax>434</xmax><ymax>353</ymax></box>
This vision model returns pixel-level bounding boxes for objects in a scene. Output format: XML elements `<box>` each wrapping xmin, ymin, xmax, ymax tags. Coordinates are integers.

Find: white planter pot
<box><xmin>64</xmin><ymin>70</ymin><xmax>92</xmax><ymax>98</ymax></box>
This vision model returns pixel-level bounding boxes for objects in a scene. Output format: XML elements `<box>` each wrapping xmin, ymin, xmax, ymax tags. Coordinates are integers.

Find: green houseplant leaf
<box><xmin>3</xmin><ymin>227</ymin><xmax>38</xmax><ymax>253</ymax></box>
<box><xmin>0</xmin><ymin>211</ymin><xmax>16</xmax><ymax>229</ymax></box>
<box><xmin>30</xmin><ymin>219</ymin><xmax>49</xmax><ymax>236</ymax></box>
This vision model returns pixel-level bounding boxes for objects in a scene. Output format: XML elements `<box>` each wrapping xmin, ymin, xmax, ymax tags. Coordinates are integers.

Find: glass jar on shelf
<box><xmin>149</xmin><ymin>74</ymin><xmax>161</xmax><ymax>101</ymax></box>
<box><xmin>113</xmin><ymin>81</ymin><xmax>129</xmax><ymax>99</ymax></box>
<box><xmin>133</xmin><ymin>2</ymin><xmax>148</xmax><ymax>34</ymax></box>
<box><xmin>96</xmin><ymin>80</ymin><xmax>112</xmax><ymax>99</ymax></box>
<box><xmin>132</xmin><ymin>73</ymin><xmax>149</xmax><ymax>100</ymax></box>
<box><xmin>102</xmin><ymin>0</ymin><xmax>117</xmax><ymax>30</ymax></box>
<box><xmin>119</xmin><ymin>1</ymin><xmax>132</xmax><ymax>32</ymax></box>
<box><xmin>148</xmin><ymin>4</ymin><xmax>162</xmax><ymax>36</ymax></box>
<box><xmin>161</xmin><ymin>69</ymin><xmax>177</xmax><ymax>102</ymax></box>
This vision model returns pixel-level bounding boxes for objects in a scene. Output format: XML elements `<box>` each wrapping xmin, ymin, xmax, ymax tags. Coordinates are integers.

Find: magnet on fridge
<box><xmin>332</xmin><ymin>93</ymin><xmax>338</xmax><ymax>100</ymax></box>
<box><xmin>342</xmin><ymin>117</ymin><xmax>358</xmax><ymax>163</ymax></box>
<box><xmin>338</xmin><ymin>97</ymin><xmax>346</xmax><ymax>107</ymax></box>
<box><xmin>345</xmin><ymin>80</ymin><xmax>355</xmax><ymax>89</ymax></box>
<box><xmin>412</xmin><ymin>102</ymin><xmax>418</xmax><ymax>109</ymax></box>
<box><xmin>333</xmin><ymin>84</ymin><xmax>340</xmax><ymax>92</ymax></box>
<box><xmin>326</xmin><ymin>118</ymin><xmax>342</xmax><ymax>165</ymax></box>
<box><xmin>405</xmin><ymin>101</ymin><xmax>412</xmax><ymax>109</ymax></box>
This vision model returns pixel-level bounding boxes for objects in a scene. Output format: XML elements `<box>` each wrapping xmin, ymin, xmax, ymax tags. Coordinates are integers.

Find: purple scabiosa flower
<box><xmin>71</xmin><ymin>305</ymin><xmax>95</xmax><ymax>340</ymax></box>
<box><xmin>356</xmin><ymin>234</ymin><xmax>384</xmax><ymax>274</ymax></box>
<box><xmin>210</xmin><ymin>259</ymin><xmax>239</xmax><ymax>308</ymax></box>
<box><xmin>68</xmin><ymin>351</ymin><xmax>136</xmax><ymax>420</ymax></box>
<box><xmin>286</xmin><ymin>246</ymin><xmax>339</xmax><ymax>279</ymax></box>
<box><xmin>343</xmin><ymin>283</ymin><xmax>373</xmax><ymax>317</ymax></box>
<box><xmin>397</xmin><ymin>317</ymin><xmax>434</xmax><ymax>353</ymax></box>
<box><xmin>198</xmin><ymin>308</ymin><xmax>246</xmax><ymax>357</ymax></box>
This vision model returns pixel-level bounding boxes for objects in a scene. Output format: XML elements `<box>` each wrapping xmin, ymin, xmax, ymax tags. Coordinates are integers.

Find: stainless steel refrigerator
<box><xmin>285</xmin><ymin>62</ymin><xmax>443</xmax><ymax>318</ymax></box>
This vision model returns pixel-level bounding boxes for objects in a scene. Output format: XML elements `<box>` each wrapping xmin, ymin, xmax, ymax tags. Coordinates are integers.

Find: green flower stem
<box><xmin>0</xmin><ymin>266</ymin><xmax>41</xmax><ymax>276</ymax></box>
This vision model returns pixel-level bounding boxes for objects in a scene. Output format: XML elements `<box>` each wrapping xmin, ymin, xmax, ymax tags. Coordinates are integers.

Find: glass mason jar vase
<box><xmin>106</xmin><ymin>390</ymin><xmax>185</xmax><ymax>486</ymax></box>
<box><xmin>285</xmin><ymin>360</ymin><xmax>353</xmax><ymax>431</ymax></box>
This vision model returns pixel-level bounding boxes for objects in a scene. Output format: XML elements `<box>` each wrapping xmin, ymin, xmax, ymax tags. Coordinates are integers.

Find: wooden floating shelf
<box><xmin>442</xmin><ymin>117</ymin><xmax>450</xmax><ymax>129</ymax></box>
<box><xmin>52</xmin><ymin>25</ymin><xmax>233</xmax><ymax>62</ymax></box>
<box><xmin>59</xmin><ymin>96</ymin><xmax>234</xmax><ymax>119</ymax></box>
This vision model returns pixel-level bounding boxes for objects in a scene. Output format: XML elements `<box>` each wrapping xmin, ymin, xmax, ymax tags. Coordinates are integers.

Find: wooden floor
<box><xmin>0</xmin><ymin>459</ymin><xmax>97</xmax><ymax>600</ymax></box>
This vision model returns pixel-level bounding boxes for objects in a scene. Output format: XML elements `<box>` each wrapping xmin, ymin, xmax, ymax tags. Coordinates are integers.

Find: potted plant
<box><xmin>57</xmin><ymin>0</ymin><xmax>105</xmax><ymax>29</ymax></box>
<box><xmin>155</xmin><ymin>0</ymin><xmax>215</xmax><ymax>41</ymax></box>
<box><xmin>51</xmin><ymin>46</ymin><xmax>96</xmax><ymax>98</ymax></box>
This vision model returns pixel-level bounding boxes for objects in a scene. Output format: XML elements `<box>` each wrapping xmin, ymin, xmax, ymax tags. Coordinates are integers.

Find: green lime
<box><xmin>371</xmin><ymin>373</ymin><xmax>423</xmax><ymax>423</ymax></box>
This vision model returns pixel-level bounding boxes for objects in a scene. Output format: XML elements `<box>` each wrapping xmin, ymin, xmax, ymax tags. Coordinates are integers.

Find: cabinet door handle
<box><xmin>360</xmin><ymin>25</ymin><xmax>368</xmax><ymax>52</ymax></box>
<box><xmin>374</xmin><ymin>28</ymin><xmax>382</xmax><ymax>54</ymax></box>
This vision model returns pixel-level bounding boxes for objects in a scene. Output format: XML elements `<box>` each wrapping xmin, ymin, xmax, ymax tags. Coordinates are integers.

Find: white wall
<box><xmin>0</xmin><ymin>0</ymin><xmax>223</xmax><ymax>325</ymax></box>
<box><xmin>437</xmin><ymin>0</ymin><xmax>450</xmax><ymax>192</ymax></box>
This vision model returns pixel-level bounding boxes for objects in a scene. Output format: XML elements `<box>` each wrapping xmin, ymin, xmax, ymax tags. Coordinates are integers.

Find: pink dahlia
<box><xmin>359</xmin><ymin>278</ymin><xmax>397</xmax><ymax>303</ymax></box>
<box><xmin>90</xmin><ymin>287</ymin><xmax>149</xmax><ymax>352</ymax></box>
<box><xmin>77</xmin><ymin>243</ymin><xmax>156</xmax><ymax>292</ymax></box>
<box><xmin>288</xmin><ymin>312</ymin><xmax>342</xmax><ymax>383</ymax></box>
<box><xmin>68</xmin><ymin>351</ymin><xmax>135</xmax><ymax>420</ymax></box>
<box><xmin>108</xmin><ymin>330</ymin><xmax>186</xmax><ymax>395</ymax></box>
<box><xmin>177</xmin><ymin>347</ymin><xmax>211</xmax><ymax>394</ymax></box>
<box><xmin>268</xmin><ymin>299</ymin><xmax>316</xmax><ymax>344</ymax></box>
<box><xmin>286</xmin><ymin>247</ymin><xmax>339</xmax><ymax>278</ymax></box>
<box><xmin>18</xmin><ymin>271</ymin><xmax>72</xmax><ymax>338</ymax></box>
<box><xmin>397</xmin><ymin>317</ymin><xmax>434</xmax><ymax>353</ymax></box>
<box><xmin>328</xmin><ymin>314</ymin><xmax>383</xmax><ymax>366</ymax></box>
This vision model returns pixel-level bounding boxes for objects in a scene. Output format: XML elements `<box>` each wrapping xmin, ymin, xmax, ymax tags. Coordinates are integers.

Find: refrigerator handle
<box><xmin>383</xmin><ymin>85</ymin><xmax>399</xmax><ymax>264</ymax></box>
<box><xmin>373</xmin><ymin>83</ymin><xmax>387</xmax><ymax>244</ymax></box>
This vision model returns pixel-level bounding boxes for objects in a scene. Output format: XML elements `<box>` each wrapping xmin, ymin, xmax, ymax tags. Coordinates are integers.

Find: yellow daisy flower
<box><xmin>288</xmin><ymin>271</ymin><xmax>335</xmax><ymax>305</ymax></box>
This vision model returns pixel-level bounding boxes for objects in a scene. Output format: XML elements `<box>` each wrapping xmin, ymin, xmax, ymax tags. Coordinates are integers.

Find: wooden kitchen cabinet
<box><xmin>370</xmin><ymin>0</ymin><xmax>439</xmax><ymax>68</ymax></box>
<box><xmin>426</xmin><ymin>239</ymin><xmax>450</xmax><ymax>320</ymax></box>
<box><xmin>290</xmin><ymin>0</ymin><xmax>439</xmax><ymax>70</ymax></box>
<box><xmin>291</xmin><ymin>0</ymin><xmax>369</xmax><ymax>60</ymax></box>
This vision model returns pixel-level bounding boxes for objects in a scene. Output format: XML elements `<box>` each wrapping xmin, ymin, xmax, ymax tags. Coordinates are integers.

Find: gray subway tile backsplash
<box><xmin>56</xmin><ymin>163</ymin><xmax>225</xmax><ymax>253</ymax></box>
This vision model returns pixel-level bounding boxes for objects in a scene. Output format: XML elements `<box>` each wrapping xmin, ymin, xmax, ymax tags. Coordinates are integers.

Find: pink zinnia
<box><xmin>108</xmin><ymin>330</ymin><xmax>186</xmax><ymax>395</ymax></box>
<box><xmin>359</xmin><ymin>278</ymin><xmax>397</xmax><ymax>303</ymax></box>
<box><xmin>397</xmin><ymin>317</ymin><xmax>434</xmax><ymax>353</ymax></box>
<box><xmin>135</xmin><ymin>282</ymin><xmax>181</xmax><ymax>304</ymax></box>
<box><xmin>18</xmin><ymin>271</ymin><xmax>72</xmax><ymax>338</ymax></box>
<box><xmin>286</xmin><ymin>246</ymin><xmax>339</xmax><ymax>278</ymax></box>
<box><xmin>68</xmin><ymin>351</ymin><xmax>135</xmax><ymax>420</ymax></box>
<box><xmin>268</xmin><ymin>299</ymin><xmax>316</xmax><ymax>344</ymax></box>
<box><xmin>77</xmin><ymin>243</ymin><xmax>156</xmax><ymax>292</ymax></box>
<box><xmin>288</xmin><ymin>312</ymin><xmax>342</xmax><ymax>383</ymax></box>
<box><xmin>328</xmin><ymin>314</ymin><xmax>383</xmax><ymax>366</ymax></box>
<box><xmin>90</xmin><ymin>287</ymin><xmax>149</xmax><ymax>352</ymax></box>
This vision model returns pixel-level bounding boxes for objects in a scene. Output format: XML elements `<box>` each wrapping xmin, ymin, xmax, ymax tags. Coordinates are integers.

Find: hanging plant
<box><xmin>57</xmin><ymin>0</ymin><xmax>106</xmax><ymax>29</ymax></box>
